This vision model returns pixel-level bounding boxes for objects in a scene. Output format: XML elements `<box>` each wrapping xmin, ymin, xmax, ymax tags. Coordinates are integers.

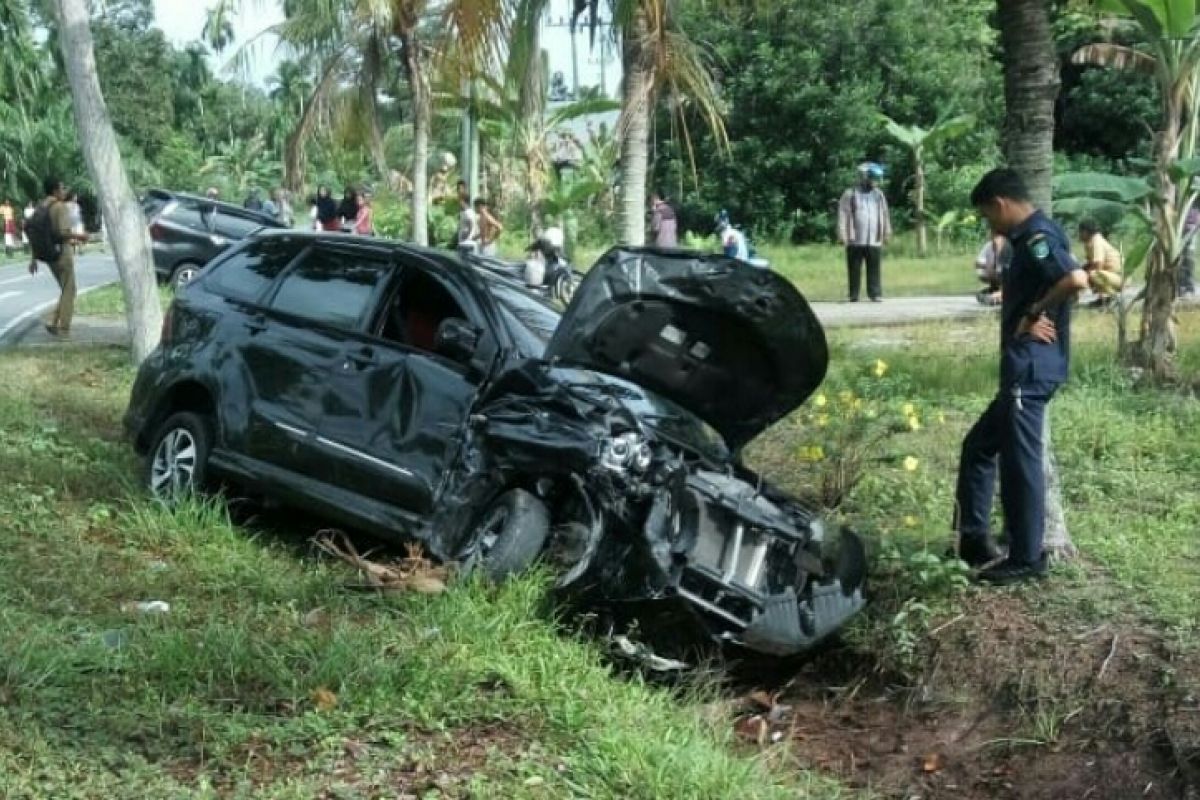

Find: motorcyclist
<box><xmin>524</xmin><ymin>226</ymin><xmax>566</xmax><ymax>287</ymax></box>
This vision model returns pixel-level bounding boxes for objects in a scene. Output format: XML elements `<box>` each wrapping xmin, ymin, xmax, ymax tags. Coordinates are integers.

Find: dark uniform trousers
<box><xmin>955</xmin><ymin>378</ymin><xmax>1060</xmax><ymax>566</ymax></box>
<box><xmin>846</xmin><ymin>245</ymin><xmax>882</xmax><ymax>301</ymax></box>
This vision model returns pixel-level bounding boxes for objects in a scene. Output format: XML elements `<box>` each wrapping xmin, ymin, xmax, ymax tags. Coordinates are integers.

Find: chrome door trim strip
<box><xmin>315</xmin><ymin>435</ymin><xmax>415</xmax><ymax>478</ymax></box>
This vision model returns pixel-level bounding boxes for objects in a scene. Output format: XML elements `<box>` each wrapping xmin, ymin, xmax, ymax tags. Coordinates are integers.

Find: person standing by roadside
<box><xmin>27</xmin><ymin>177</ymin><xmax>90</xmax><ymax>338</ymax></box>
<box><xmin>66</xmin><ymin>192</ymin><xmax>85</xmax><ymax>255</ymax></box>
<box><xmin>650</xmin><ymin>190</ymin><xmax>678</xmax><ymax>247</ymax></box>
<box><xmin>315</xmin><ymin>185</ymin><xmax>340</xmax><ymax>232</ymax></box>
<box><xmin>274</xmin><ymin>188</ymin><xmax>294</xmax><ymax>228</ymax></box>
<box><xmin>837</xmin><ymin>162</ymin><xmax>892</xmax><ymax>302</ymax></box>
<box><xmin>244</xmin><ymin>188</ymin><xmax>264</xmax><ymax>212</ymax></box>
<box><xmin>476</xmin><ymin>198</ymin><xmax>504</xmax><ymax>256</ymax></box>
<box><xmin>953</xmin><ymin>168</ymin><xmax>1088</xmax><ymax>584</ymax></box>
<box><xmin>261</xmin><ymin>190</ymin><xmax>278</xmax><ymax>221</ymax></box>
<box><xmin>456</xmin><ymin>193</ymin><xmax>480</xmax><ymax>256</ymax></box>
<box><xmin>1</xmin><ymin>199</ymin><xmax>16</xmax><ymax>257</ymax></box>
<box><xmin>338</xmin><ymin>186</ymin><xmax>358</xmax><ymax>231</ymax></box>
<box><xmin>353</xmin><ymin>191</ymin><xmax>375</xmax><ymax>236</ymax></box>
<box><xmin>22</xmin><ymin>200</ymin><xmax>35</xmax><ymax>253</ymax></box>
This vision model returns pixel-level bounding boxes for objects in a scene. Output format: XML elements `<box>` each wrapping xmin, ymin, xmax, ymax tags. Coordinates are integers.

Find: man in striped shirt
<box><xmin>837</xmin><ymin>162</ymin><xmax>893</xmax><ymax>302</ymax></box>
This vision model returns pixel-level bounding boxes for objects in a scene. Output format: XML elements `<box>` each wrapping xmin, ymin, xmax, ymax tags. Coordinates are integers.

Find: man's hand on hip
<box><xmin>1018</xmin><ymin>314</ymin><xmax>1057</xmax><ymax>343</ymax></box>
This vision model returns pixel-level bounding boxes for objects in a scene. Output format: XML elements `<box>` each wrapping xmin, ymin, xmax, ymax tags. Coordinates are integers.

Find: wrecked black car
<box><xmin>124</xmin><ymin>234</ymin><xmax>866</xmax><ymax>659</ymax></box>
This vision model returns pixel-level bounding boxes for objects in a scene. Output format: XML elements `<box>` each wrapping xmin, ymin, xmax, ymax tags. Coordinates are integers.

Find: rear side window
<box><xmin>215</xmin><ymin>213</ymin><xmax>268</xmax><ymax>240</ymax></box>
<box><xmin>206</xmin><ymin>239</ymin><xmax>303</xmax><ymax>303</ymax></box>
<box><xmin>269</xmin><ymin>248</ymin><xmax>392</xmax><ymax>331</ymax></box>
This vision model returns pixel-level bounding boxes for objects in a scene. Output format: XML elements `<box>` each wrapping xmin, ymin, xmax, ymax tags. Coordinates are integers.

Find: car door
<box><xmin>238</xmin><ymin>241</ymin><xmax>394</xmax><ymax>482</ymax></box>
<box><xmin>316</xmin><ymin>257</ymin><xmax>490</xmax><ymax>515</ymax></box>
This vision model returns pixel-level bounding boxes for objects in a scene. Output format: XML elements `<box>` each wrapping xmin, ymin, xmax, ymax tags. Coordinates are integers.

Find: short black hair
<box><xmin>473</xmin><ymin>197</ymin><xmax>487</xmax><ymax>207</ymax></box>
<box><xmin>970</xmin><ymin>168</ymin><xmax>1032</xmax><ymax>206</ymax></box>
<box><xmin>1079</xmin><ymin>218</ymin><xmax>1101</xmax><ymax>235</ymax></box>
<box><xmin>42</xmin><ymin>176</ymin><xmax>62</xmax><ymax>197</ymax></box>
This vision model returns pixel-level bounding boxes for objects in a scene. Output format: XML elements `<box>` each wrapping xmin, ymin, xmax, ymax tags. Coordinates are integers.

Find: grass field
<box><xmin>2</xmin><ymin>298</ymin><xmax>1197</xmax><ymax>796</ymax></box>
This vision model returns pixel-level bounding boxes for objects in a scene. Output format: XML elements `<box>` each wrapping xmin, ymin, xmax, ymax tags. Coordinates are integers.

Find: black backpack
<box><xmin>27</xmin><ymin>202</ymin><xmax>63</xmax><ymax>263</ymax></box>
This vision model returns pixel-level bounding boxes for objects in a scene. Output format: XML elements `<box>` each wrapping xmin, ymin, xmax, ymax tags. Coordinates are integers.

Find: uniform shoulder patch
<box><xmin>1029</xmin><ymin>234</ymin><xmax>1051</xmax><ymax>260</ymax></box>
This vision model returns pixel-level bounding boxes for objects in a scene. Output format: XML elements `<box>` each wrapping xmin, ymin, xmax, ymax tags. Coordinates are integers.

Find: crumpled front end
<box><xmin>436</xmin><ymin>361</ymin><xmax>866</xmax><ymax>661</ymax></box>
<box><xmin>610</xmin><ymin>467</ymin><xmax>866</xmax><ymax>658</ymax></box>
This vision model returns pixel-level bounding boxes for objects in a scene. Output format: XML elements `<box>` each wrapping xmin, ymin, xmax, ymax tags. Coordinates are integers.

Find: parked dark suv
<box><xmin>124</xmin><ymin>233</ymin><xmax>866</xmax><ymax>660</ymax></box>
<box><xmin>141</xmin><ymin>189</ymin><xmax>285</xmax><ymax>289</ymax></box>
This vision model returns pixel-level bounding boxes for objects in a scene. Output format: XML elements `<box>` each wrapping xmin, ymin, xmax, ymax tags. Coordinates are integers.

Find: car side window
<box><xmin>216</xmin><ymin>214</ymin><xmax>267</xmax><ymax>240</ymax></box>
<box><xmin>206</xmin><ymin>239</ymin><xmax>304</xmax><ymax>304</ymax></box>
<box><xmin>270</xmin><ymin>248</ymin><xmax>392</xmax><ymax>331</ymax></box>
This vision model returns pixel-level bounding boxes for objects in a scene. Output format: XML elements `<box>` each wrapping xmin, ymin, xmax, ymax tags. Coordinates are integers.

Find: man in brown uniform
<box><xmin>28</xmin><ymin>177</ymin><xmax>88</xmax><ymax>337</ymax></box>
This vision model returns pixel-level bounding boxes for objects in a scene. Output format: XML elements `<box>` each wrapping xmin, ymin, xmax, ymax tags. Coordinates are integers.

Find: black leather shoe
<box><xmin>957</xmin><ymin>536</ymin><xmax>1004</xmax><ymax>568</ymax></box>
<box><xmin>976</xmin><ymin>554</ymin><xmax>1049</xmax><ymax>585</ymax></box>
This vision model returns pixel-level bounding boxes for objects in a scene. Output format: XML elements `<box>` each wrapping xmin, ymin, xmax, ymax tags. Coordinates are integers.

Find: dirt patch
<box><xmin>736</xmin><ymin>591</ymin><xmax>1195</xmax><ymax>799</ymax></box>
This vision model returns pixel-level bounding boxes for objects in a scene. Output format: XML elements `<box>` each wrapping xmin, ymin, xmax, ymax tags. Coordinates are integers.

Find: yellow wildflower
<box><xmin>937</xmin><ymin>412</ymin><xmax>947</xmax><ymax>425</ymax></box>
<box><xmin>903</xmin><ymin>456</ymin><xmax>920</xmax><ymax>472</ymax></box>
<box><xmin>907</xmin><ymin>415</ymin><xmax>921</xmax><ymax>432</ymax></box>
<box><xmin>873</xmin><ymin>359</ymin><xmax>888</xmax><ymax>378</ymax></box>
<box><xmin>816</xmin><ymin>414</ymin><xmax>830</xmax><ymax>428</ymax></box>
<box><xmin>799</xmin><ymin>445</ymin><xmax>826</xmax><ymax>462</ymax></box>
<box><xmin>814</xmin><ymin>393</ymin><xmax>828</xmax><ymax>408</ymax></box>
<box><xmin>853</xmin><ymin>398</ymin><xmax>864</xmax><ymax>411</ymax></box>
<box><xmin>902</xmin><ymin>402</ymin><xmax>916</xmax><ymax>416</ymax></box>
<box><xmin>903</xmin><ymin>515</ymin><xmax>918</xmax><ymax>528</ymax></box>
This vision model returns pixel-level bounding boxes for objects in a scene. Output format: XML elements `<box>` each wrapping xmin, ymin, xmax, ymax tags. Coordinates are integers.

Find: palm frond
<box><xmin>1071</xmin><ymin>42</ymin><xmax>1158</xmax><ymax>74</ymax></box>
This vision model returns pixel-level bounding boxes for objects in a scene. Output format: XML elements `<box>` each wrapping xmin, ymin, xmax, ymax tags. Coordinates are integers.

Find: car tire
<box><xmin>170</xmin><ymin>262</ymin><xmax>201</xmax><ymax>290</ymax></box>
<box><xmin>145</xmin><ymin>411</ymin><xmax>213</xmax><ymax>503</ymax></box>
<box><xmin>473</xmin><ymin>488</ymin><xmax>550</xmax><ymax>580</ymax></box>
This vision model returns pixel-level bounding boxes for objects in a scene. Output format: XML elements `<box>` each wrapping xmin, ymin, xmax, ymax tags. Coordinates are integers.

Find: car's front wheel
<box><xmin>145</xmin><ymin>411</ymin><xmax>212</xmax><ymax>502</ymax></box>
<box><xmin>473</xmin><ymin>488</ymin><xmax>550</xmax><ymax>580</ymax></box>
<box><xmin>170</xmin><ymin>262</ymin><xmax>201</xmax><ymax>290</ymax></box>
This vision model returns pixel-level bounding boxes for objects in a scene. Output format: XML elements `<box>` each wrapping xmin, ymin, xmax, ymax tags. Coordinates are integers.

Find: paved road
<box><xmin>0</xmin><ymin>254</ymin><xmax>119</xmax><ymax>344</ymax></box>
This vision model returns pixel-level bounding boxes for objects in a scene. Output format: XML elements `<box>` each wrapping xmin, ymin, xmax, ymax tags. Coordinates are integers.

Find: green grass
<box><xmin>568</xmin><ymin>240</ymin><xmax>978</xmax><ymax>302</ymax></box>
<box><xmin>4</xmin><ymin>304</ymin><xmax>1198</xmax><ymax>796</ymax></box>
<box><xmin>0</xmin><ymin>348</ymin><xmax>848</xmax><ymax>799</ymax></box>
<box><xmin>74</xmin><ymin>283</ymin><xmax>174</xmax><ymax>318</ymax></box>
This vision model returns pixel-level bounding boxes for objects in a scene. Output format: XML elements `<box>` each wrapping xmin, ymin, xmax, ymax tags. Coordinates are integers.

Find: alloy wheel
<box><xmin>149</xmin><ymin>427</ymin><xmax>198</xmax><ymax>499</ymax></box>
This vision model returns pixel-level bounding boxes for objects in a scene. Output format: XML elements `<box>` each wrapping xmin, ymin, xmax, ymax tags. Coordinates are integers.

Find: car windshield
<box><xmin>489</xmin><ymin>280</ymin><xmax>561</xmax><ymax>357</ymax></box>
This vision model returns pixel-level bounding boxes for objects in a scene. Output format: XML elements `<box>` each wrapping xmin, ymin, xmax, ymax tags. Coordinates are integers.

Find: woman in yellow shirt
<box><xmin>1078</xmin><ymin>219</ymin><xmax>1123</xmax><ymax>308</ymax></box>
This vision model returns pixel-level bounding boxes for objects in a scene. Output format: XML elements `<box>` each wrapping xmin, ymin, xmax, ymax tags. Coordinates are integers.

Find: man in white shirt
<box><xmin>837</xmin><ymin>162</ymin><xmax>893</xmax><ymax>302</ymax></box>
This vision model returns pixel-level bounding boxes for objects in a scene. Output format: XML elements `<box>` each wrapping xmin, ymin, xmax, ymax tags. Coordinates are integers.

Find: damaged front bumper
<box><xmin>572</xmin><ymin>466</ymin><xmax>867</xmax><ymax>660</ymax></box>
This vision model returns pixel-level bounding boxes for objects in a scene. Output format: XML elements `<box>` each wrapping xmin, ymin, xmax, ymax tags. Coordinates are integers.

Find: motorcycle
<box><xmin>466</xmin><ymin>248</ymin><xmax>584</xmax><ymax>307</ymax></box>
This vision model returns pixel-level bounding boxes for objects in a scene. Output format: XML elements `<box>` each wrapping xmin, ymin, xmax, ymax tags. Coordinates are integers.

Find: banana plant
<box><xmin>880</xmin><ymin>111</ymin><xmax>976</xmax><ymax>257</ymax></box>
<box><xmin>1071</xmin><ymin>0</ymin><xmax>1200</xmax><ymax>378</ymax></box>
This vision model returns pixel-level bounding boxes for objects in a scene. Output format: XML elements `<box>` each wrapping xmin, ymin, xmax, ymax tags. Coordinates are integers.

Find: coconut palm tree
<box><xmin>202</xmin><ymin>6</ymin><xmax>236</xmax><ymax>53</ymax></box>
<box><xmin>996</xmin><ymin>0</ymin><xmax>1060</xmax><ymax>210</ymax></box>
<box><xmin>51</xmin><ymin>0</ymin><xmax>162</xmax><ymax>363</ymax></box>
<box><xmin>1071</xmin><ymin>0</ymin><xmax>1200</xmax><ymax>379</ymax></box>
<box><xmin>213</xmin><ymin>0</ymin><xmax>509</xmax><ymax>245</ymax></box>
<box><xmin>573</xmin><ymin>0</ymin><xmax>727</xmax><ymax>245</ymax></box>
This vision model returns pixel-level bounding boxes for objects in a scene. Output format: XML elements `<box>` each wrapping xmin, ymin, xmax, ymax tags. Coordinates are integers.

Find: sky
<box><xmin>151</xmin><ymin>0</ymin><xmax>619</xmax><ymax>94</ymax></box>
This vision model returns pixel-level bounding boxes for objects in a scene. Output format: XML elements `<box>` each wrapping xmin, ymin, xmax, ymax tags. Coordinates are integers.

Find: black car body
<box><xmin>124</xmin><ymin>234</ymin><xmax>865</xmax><ymax>659</ymax></box>
<box><xmin>141</xmin><ymin>189</ymin><xmax>285</xmax><ymax>288</ymax></box>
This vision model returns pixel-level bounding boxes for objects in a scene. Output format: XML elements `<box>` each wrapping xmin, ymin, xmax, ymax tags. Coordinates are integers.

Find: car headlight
<box><xmin>600</xmin><ymin>431</ymin><xmax>653</xmax><ymax>474</ymax></box>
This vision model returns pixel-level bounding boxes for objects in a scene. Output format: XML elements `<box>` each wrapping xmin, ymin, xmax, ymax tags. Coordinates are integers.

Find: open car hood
<box><xmin>543</xmin><ymin>247</ymin><xmax>828</xmax><ymax>450</ymax></box>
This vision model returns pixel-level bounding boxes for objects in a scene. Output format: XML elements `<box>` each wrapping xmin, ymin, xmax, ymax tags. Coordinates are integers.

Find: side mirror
<box><xmin>434</xmin><ymin>317</ymin><xmax>480</xmax><ymax>364</ymax></box>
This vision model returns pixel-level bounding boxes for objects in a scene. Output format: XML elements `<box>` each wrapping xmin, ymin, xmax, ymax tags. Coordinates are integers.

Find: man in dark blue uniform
<box><xmin>955</xmin><ymin>169</ymin><xmax>1089</xmax><ymax>584</ymax></box>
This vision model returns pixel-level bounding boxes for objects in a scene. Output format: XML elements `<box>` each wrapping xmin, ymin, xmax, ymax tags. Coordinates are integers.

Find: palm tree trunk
<box><xmin>519</xmin><ymin>27</ymin><xmax>546</xmax><ymax>204</ymax></box>
<box><xmin>617</xmin><ymin>10</ymin><xmax>653</xmax><ymax>246</ymax></box>
<box><xmin>997</xmin><ymin>0</ymin><xmax>1059</xmax><ymax>211</ymax></box>
<box><xmin>997</xmin><ymin>0</ymin><xmax>1072</xmax><ymax>560</ymax></box>
<box><xmin>401</xmin><ymin>29</ymin><xmax>430</xmax><ymax>247</ymax></box>
<box><xmin>53</xmin><ymin>0</ymin><xmax>161</xmax><ymax>364</ymax></box>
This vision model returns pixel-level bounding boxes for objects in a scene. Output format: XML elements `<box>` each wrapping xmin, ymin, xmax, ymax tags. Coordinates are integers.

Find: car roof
<box><xmin>144</xmin><ymin>188</ymin><xmax>284</xmax><ymax>228</ymax></box>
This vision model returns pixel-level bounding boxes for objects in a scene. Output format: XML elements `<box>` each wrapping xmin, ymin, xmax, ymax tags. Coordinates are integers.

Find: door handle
<box><xmin>343</xmin><ymin>346</ymin><xmax>377</xmax><ymax>369</ymax></box>
<box><xmin>243</xmin><ymin>315</ymin><xmax>267</xmax><ymax>335</ymax></box>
